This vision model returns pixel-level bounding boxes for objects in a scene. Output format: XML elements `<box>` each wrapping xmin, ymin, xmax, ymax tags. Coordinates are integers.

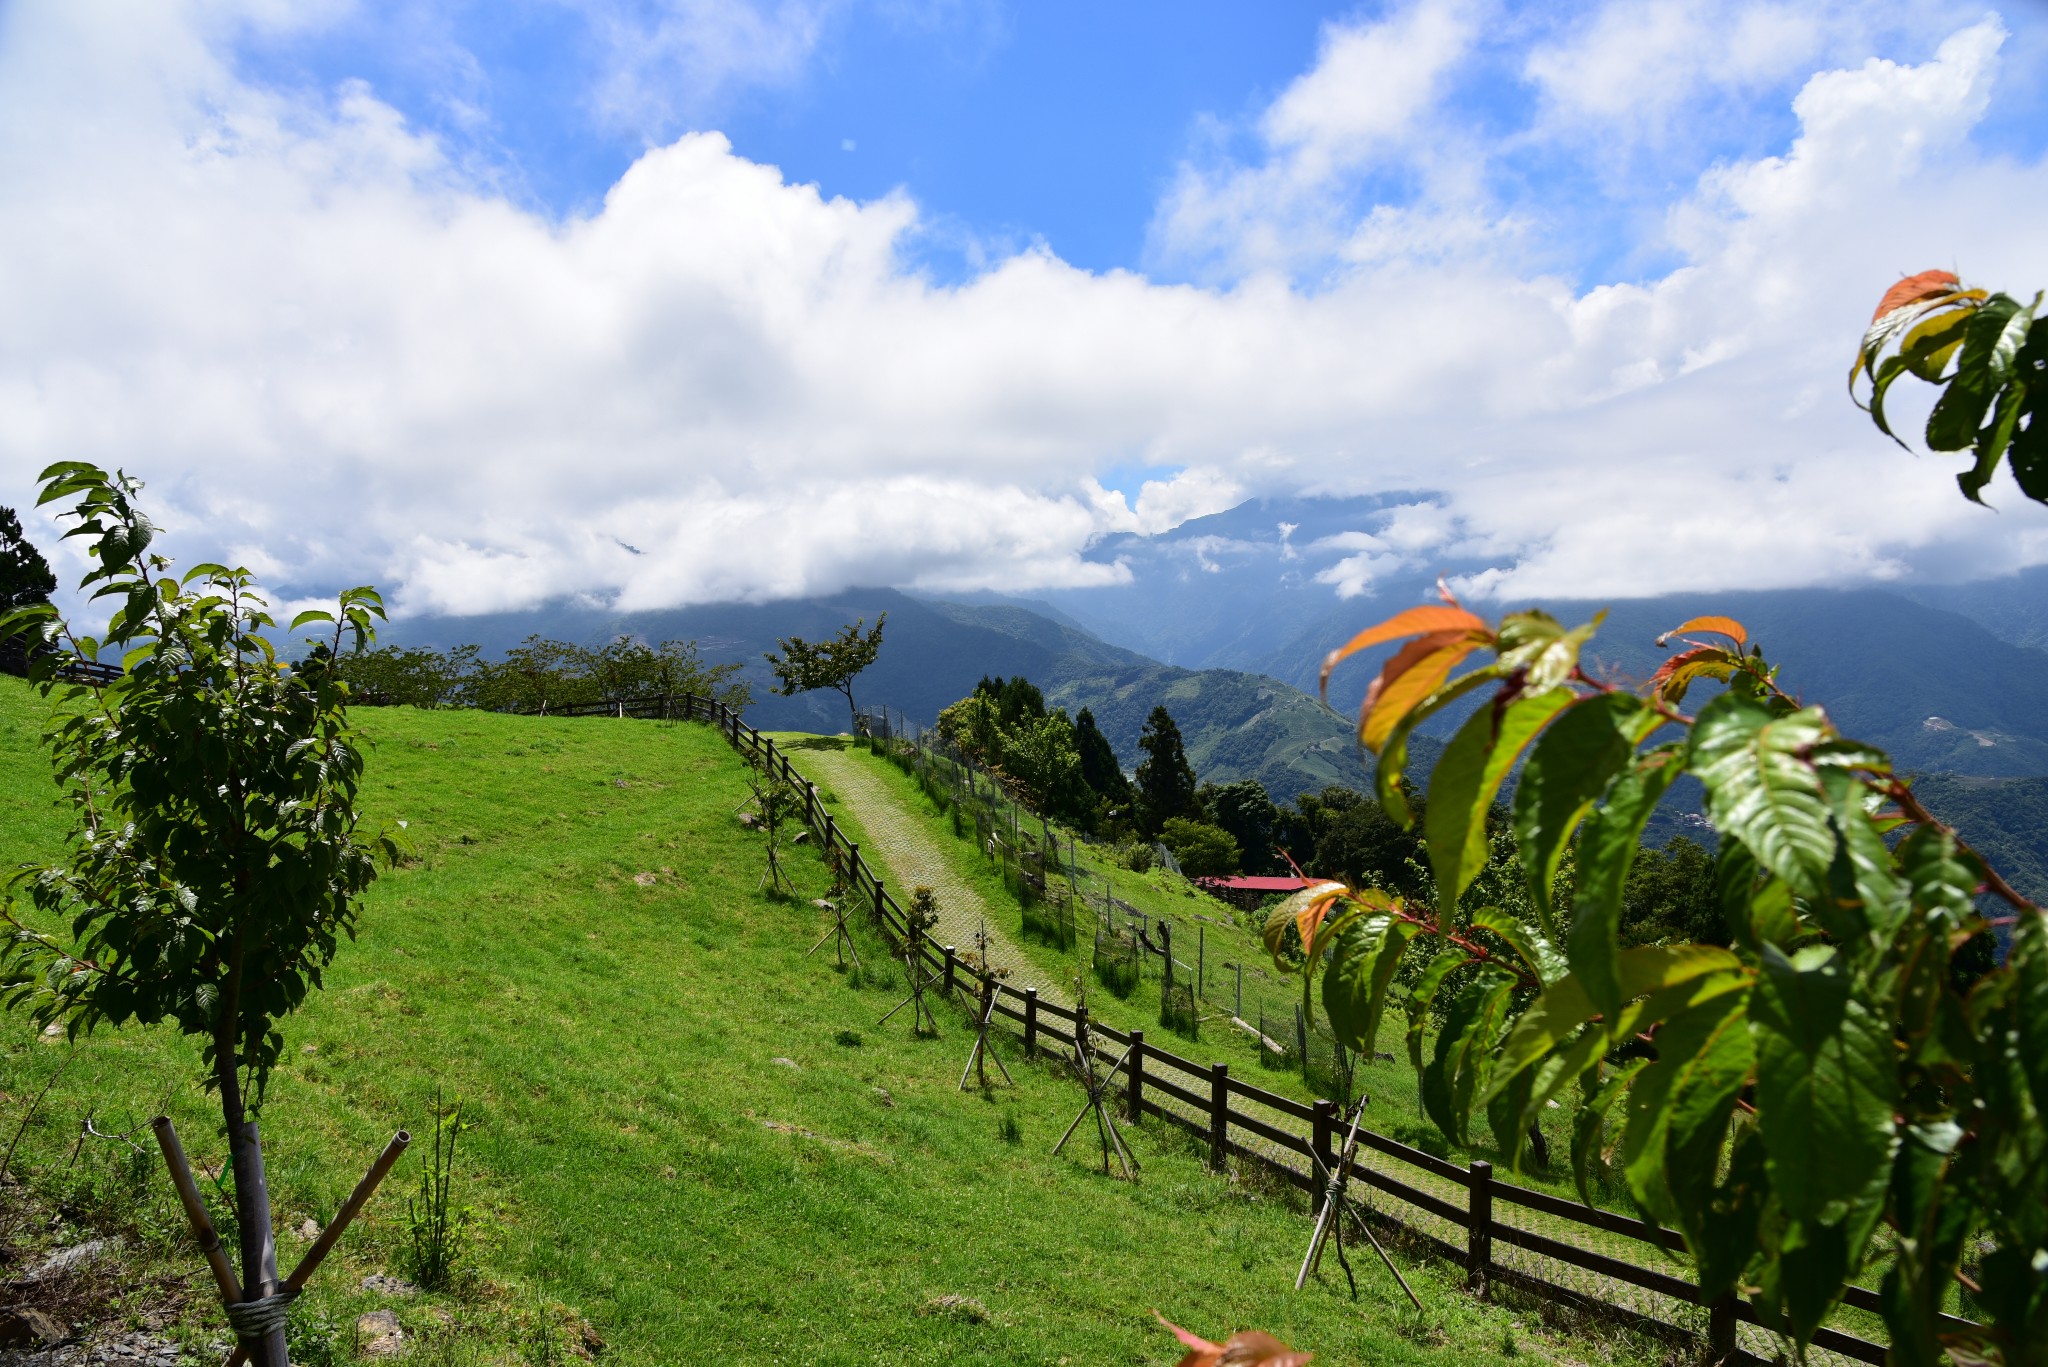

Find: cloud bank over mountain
<box><xmin>2</xmin><ymin>1</ymin><xmax>2044</xmax><ymax>620</ymax></box>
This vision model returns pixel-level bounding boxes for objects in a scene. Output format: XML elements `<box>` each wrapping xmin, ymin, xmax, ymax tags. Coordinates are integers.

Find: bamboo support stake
<box><xmin>150</xmin><ymin>1117</ymin><xmax>243</xmax><ymax>1307</ymax></box>
<box><xmin>222</xmin><ymin>1129</ymin><xmax>413</xmax><ymax>1367</ymax></box>
<box><xmin>281</xmin><ymin>1129</ymin><xmax>412</xmax><ymax>1295</ymax></box>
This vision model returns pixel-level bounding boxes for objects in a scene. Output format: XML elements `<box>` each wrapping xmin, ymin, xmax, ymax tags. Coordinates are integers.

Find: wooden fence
<box><xmin>574</xmin><ymin>689</ymin><xmax>1952</xmax><ymax>1367</ymax></box>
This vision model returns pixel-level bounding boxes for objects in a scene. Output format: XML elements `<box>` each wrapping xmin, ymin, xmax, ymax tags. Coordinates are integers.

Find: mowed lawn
<box><xmin>0</xmin><ymin>677</ymin><xmax>1629</xmax><ymax>1365</ymax></box>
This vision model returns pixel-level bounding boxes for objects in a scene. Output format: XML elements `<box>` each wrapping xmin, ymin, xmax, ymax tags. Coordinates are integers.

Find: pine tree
<box><xmin>1072</xmin><ymin>708</ymin><xmax>1130</xmax><ymax>808</ymax></box>
<box><xmin>1134</xmin><ymin>705</ymin><xmax>1197</xmax><ymax>838</ymax></box>
<box><xmin>0</xmin><ymin>505</ymin><xmax>57</xmax><ymax>674</ymax></box>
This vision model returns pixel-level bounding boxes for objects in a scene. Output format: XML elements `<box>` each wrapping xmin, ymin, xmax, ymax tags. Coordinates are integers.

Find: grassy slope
<box><xmin>0</xmin><ymin>677</ymin><xmax>1614</xmax><ymax>1366</ymax></box>
<box><xmin>788</xmin><ymin>738</ymin><xmax>1537</xmax><ymax>1150</ymax></box>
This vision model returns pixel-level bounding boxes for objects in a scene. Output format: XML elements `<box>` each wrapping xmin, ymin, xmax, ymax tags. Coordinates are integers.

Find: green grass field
<box><xmin>0</xmin><ymin>677</ymin><xmax>1651</xmax><ymax>1366</ymax></box>
<box><xmin>783</xmin><ymin>735</ymin><xmax>1614</xmax><ymax>1190</ymax></box>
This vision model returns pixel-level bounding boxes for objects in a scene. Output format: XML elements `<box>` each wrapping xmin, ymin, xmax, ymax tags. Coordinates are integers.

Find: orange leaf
<box><xmin>1319</xmin><ymin>605</ymin><xmax>1490</xmax><ymax>701</ymax></box>
<box><xmin>1871</xmin><ymin>269</ymin><xmax>1960</xmax><ymax>322</ymax></box>
<box><xmin>1155</xmin><ymin>1315</ymin><xmax>1312</xmax><ymax>1367</ymax></box>
<box><xmin>1654</xmin><ymin>615</ymin><xmax>1747</xmax><ymax>650</ymax></box>
<box><xmin>1295</xmin><ymin>885</ymin><xmax>1348</xmax><ymax>959</ymax></box>
<box><xmin>1648</xmin><ymin>645</ymin><xmax>1737</xmax><ymax>704</ymax></box>
<box><xmin>1359</xmin><ymin>631</ymin><xmax>1485</xmax><ymax>753</ymax></box>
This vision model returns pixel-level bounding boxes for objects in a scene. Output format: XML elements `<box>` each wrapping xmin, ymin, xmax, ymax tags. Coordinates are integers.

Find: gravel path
<box><xmin>786</xmin><ymin>744</ymin><xmax>1075</xmax><ymax>1010</ymax></box>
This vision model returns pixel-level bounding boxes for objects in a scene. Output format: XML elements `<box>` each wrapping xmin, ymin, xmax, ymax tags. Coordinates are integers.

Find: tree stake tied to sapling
<box><xmin>0</xmin><ymin>464</ymin><xmax>409</xmax><ymax>1367</ymax></box>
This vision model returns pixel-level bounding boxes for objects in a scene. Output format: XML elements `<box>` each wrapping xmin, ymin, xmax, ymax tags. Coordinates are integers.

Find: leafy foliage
<box><xmin>1852</xmin><ymin>268</ymin><xmax>2048</xmax><ymax>505</ymax></box>
<box><xmin>934</xmin><ymin>678</ymin><xmax>1119</xmax><ymax>828</ymax></box>
<box><xmin>764</xmin><ymin>614</ymin><xmax>886</xmax><ymax>731</ymax></box>
<box><xmin>339</xmin><ymin>634</ymin><xmax>750</xmax><ymax>712</ymax></box>
<box><xmin>0</xmin><ymin>505</ymin><xmax>57</xmax><ymax>674</ymax></box>
<box><xmin>1284</xmin><ymin>563</ymin><xmax>2047</xmax><ymax>1359</ymax></box>
<box><xmin>0</xmin><ymin>463</ymin><xmax>401</xmax><ymax>1363</ymax></box>
<box><xmin>1159</xmin><ymin>817</ymin><xmax>1240</xmax><ymax>879</ymax></box>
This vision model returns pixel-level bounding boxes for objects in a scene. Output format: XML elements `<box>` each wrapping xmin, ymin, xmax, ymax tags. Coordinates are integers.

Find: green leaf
<box><xmin>1927</xmin><ymin>367</ymin><xmax>1997</xmax><ymax>457</ymax></box>
<box><xmin>289</xmin><ymin>609</ymin><xmax>337</xmax><ymax>634</ymax></box>
<box><xmin>1690</xmin><ymin>695</ymin><xmax>1837</xmax><ymax>900</ymax></box>
<box><xmin>1321</xmin><ymin>913</ymin><xmax>1419</xmax><ymax>1056</ymax></box>
<box><xmin>1956</xmin><ymin>375</ymin><xmax>2022</xmax><ymax>505</ymax></box>
<box><xmin>1880</xmin><ymin>1122</ymin><xmax>1974</xmax><ymax>1366</ymax></box>
<box><xmin>1761</xmin><ymin>1217</ymin><xmax>1857</xmax><ymax>1348</ymax></box>
<box><xmin>1900</xmin><ymin>306</ymin><xmax>1973</xmax><ymax>381</ymax></box>
<box><xmin>1374</xmin><ymin>665</ymin><xmax>1502</xmax><ymax>825</ymax></box>
<box><xmin>1987</xmin><ymin>291</ymin><xmax>2040</xmax><ymax>383</ymax></box>
<box><xmin>1470</xmin><ymin>905</ymin><xmax>1566</xmax><ymax>984</ymax></box>
<box><xmin>1492</xmin><ymin>609</ymin><xmax>1602</xmax><ymax>694</ymax></box>
<box><xmin>1817</xmin><ymin>771</ymin><xmax>1907</xmax><ymax>943</ymax></box>
<box><xmin>1485</xmin><ymin>1062</ymin><xmax>1536</xmax><ymax>1171</ymax></box>
<box><xmin>2007</xmin><ymin>379</ymin><xmax>2047</xmax><ymax>502</ymax></box>
<box><xmin>1488</xmin><ymin>944</ymin><xmax>1743</xmax><ymax>1092</ymax></box>
<box><xmin>1750</xmin><ymin>945</ymin><xmax>1897</xmax><ymax>1228</ymax></box>
<box><xmin>1900</xmin><ymin>824</ymin><xmax>1979</xmax><ymax>927</ymax></box>
<box><xmin>1424</xmin><ymin>687</ymin><xmax>1573</xmax><ymax>916</ymax></box>
<box><xmin>1512</xmin><ymin>692</ymin><xmax>1655</xmax><ymax>937</ymax></box>
<box><xmin>1423</xmin><ymin>967</ymin><xmax>1514</xmax><ymax>1144</ymax></box>
<box><xmin>1568</xmin><ymin>743</ymin><xmax>1685</xmax><ymax>1018</ymax></box>
<box><xmin>1405</xmin><ymin>950</ymin><xmax>1466</xmax><ymax>1078</ymax></box>
<box><xmin>1720</xmin><ymin>836</ymin><xmax>1802</xmax><ymax>950</ymax></box>
<box><xmin>1573</xmin><ymin>1059</ymin><xmax>1643</xmax><ymax>1207</ymax></box>
<box><xmin>1621</xmin><ymin>989</ymin><xmax>1754</xmax><ymax>1251</ymax></box>
<box><xmin>1865</xmin><ymin>352</ymin><xmax>1914</xmax><ymax>445</ymax></box>
<box><xmin>1692</xmin><ymin>1124</ymin><xmax>1767</xmax><ymax>1302</ymax></box>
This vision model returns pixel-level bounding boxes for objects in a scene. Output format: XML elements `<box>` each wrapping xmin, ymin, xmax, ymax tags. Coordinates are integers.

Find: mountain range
<box><xmin>382</xmin><ymin>494</ymin><xmax>2047</xmax><ymax>818</ymax></box>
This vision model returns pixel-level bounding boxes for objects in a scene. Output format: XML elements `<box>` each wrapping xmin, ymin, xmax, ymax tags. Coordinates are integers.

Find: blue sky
<box><xmin>231</xmin><ymin>3</ymin><xmax>1358</xmax><ymax>273</ymax></box>
<box><xmin>4</xmin><ymin>1</ymin><xmax>2048</xmax><ymax>617</ymax></box>
<box><xmin>228</xmin><ymin>1</ymin><xmax>2048</xmax><ymax>286</ymax></box>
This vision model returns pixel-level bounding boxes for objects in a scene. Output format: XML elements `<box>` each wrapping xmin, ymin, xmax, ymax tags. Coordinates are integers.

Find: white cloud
<box><xmin>1150</xmin><ymin>0</ymin><xmax>1482</xmax><ymax>278</ymax></box>
<box><xmin>2</xmin><ymin>3</ymin><xmax>2046</xmax><ymax>628</ymax></box>
<box><xmin>575</xmin><ymin>0</ymin><xmax>845</xmax><ymax>134</ymax></box>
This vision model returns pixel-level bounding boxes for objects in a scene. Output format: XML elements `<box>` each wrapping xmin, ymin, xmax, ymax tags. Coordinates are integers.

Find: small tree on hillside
<box><xmin>1072</xmin><ymin>708</ymin><xmax>1132</xmax><ymax>821</ymax></box>
<box><xmin>1159</xmin><ymin>817</ymin><xmax>1239</xmax><ymax>879</ymax></box>
<box><xmin>0</xmin><ymin>464</ymin><xmax>402</xmax><ymax>1367</ymax></box>
<box><xmin>0</xmin><ymin>505</ymin><xmax>57</xmax><ymax>675</ymax></box>
<box><xmin>764</xmin><ymin>614</ymin><xmax>886</xmax><ymax>733</ymax></box>
<box><xmin>1204</xmin><ymin>779</ymin><xmax>1279</xmax><ymax>875</ymax></box>
<box><xmin>1134</xmin><ymin>705</ymin><xmax>1198</xmax><ymax>839</ymax></box>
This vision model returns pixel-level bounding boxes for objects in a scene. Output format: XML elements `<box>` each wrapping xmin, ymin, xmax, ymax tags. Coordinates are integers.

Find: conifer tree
<box><xmin>1134</xmin><ymin>705</ymin><xmax>1197</xmax><ymax>838</ymax></box>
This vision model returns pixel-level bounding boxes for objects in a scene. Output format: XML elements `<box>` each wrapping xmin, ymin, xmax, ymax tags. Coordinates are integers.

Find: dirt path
<box><xmin>784</xmin><ymin>744</ymin><xmax>1075</xmax><ymax>1009</ymax></box>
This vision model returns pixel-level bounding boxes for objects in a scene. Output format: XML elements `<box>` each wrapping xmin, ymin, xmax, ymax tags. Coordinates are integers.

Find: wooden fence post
<box><xmin>1466</xmin><ymin>1160</ymin><xmax>1493</xmax><ymax>1294</ymax></box>
<box><xmin>1023</xmin><ymin>988</ymin><xmax>1039</xmax><ymax>1057</ymax></box>
<box><xmin>1127</xmin><ymin>1029</ymin><xmax>1145</xmax><ymax>1121</ymax></box>
<box><xmin>943</xmin><ymin>945</ymin><xmax>957</xmax><ymax>995</ymax></box>
<box><xmin>1312</xmin><ymin>1099</ymin><xmax>1336</xmax><ymax>1215</ymax></box>
<box><xmin>1708</xmin><ymin>1294</ymin><xmax>1736</xmax><ymax>1364</ymax></box>
<box><xmin>872</xmin><ymin>877</ymin><xmax>886</xmax><ymax>927</ymax></box>
<box><xmin>1209</xmin><ymin>1063</ymin><xmax>1229</xmax><ymax>1173</ymax></box>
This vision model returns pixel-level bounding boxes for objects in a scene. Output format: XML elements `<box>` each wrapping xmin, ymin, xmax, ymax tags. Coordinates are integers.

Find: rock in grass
<box><xmin>28</xmin><ymin>1237</ymin><xmax>120</xmax><ymax>1280</ymax></box>
<box><xmin>361</xmin><ymin>1273</ymin><xmax>419</xmax><ymax>1297</ymax></box>
<box><xmin>919</xmin><ymin>1294</ymin><xmax>990</xmax><ymax>1324</ymax></box>
<box><xmin>357</xmin><ymin>1309</ymin><xmax>405</xmax><ymax>1357</ymax></box>
<box><xmin>0</xmin><ymin>1306</ymin><xmax>66</xmax><ymax>1348</ymax></box>
<box><xmin>770</xmin><ymin>1057</ymin><xmax>800</xmax><ymax>1070</ymax></box>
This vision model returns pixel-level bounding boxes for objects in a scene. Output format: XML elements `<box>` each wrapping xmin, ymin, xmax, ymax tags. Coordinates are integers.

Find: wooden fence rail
<box><xmin>523</xmin><ymin>690</ymin><xmax>1916</xmax><ymax>1365</ymax></box>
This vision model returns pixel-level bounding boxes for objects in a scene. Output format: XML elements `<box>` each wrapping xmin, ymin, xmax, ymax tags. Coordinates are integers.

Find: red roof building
<box><xmin>1193</xmin><ymin>874</ymin><xmax>1314</xmax><ymax>910</ymax></box>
